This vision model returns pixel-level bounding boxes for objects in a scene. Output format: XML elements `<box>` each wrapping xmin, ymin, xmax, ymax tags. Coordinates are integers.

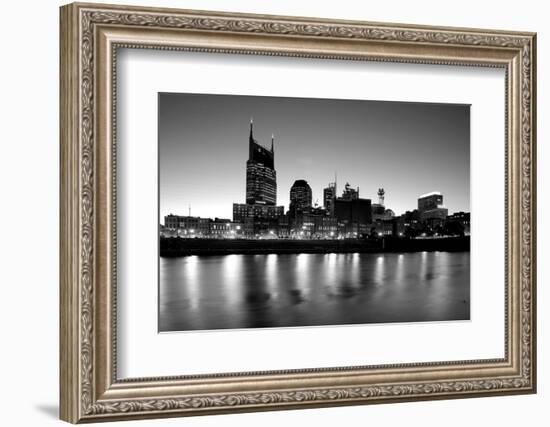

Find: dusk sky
<box><xmin>159</xmin><ymin>93</ymin><xmax>470</xmax><ymax>220</ymax></box>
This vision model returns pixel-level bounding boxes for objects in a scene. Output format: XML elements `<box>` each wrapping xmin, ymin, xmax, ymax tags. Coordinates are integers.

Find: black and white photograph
<box><xmin>50</xmin><ymin>2</ymin><xmax>540</xmax><ymax>423</ymax></box>
<box><xmin>159</xmin><ymin>92</ymin><xmax>471</xmax><ymax>332</ymax></box>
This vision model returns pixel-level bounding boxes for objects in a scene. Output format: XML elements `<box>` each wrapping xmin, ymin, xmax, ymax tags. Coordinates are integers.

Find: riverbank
<box><xmin>160</xmin><ymin>236</ymin><xmax>470</xmax><ymax>257</ymax></box>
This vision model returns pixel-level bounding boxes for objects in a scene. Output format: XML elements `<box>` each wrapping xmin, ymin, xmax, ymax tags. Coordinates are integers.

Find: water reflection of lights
<box><xmin>184</xmin><ymin>256</ymin><xmax>200</xmax><ymax>309</ymax></box>
<box><xmin>223</xmin><ymin>254</ymin><xmax>242</xmax><ymax>306</ymax></box>
<box><xmin>265</xmin><ymin>254</ymin><xmax>278</xmax><ymax>293</ymax></box>
<box><xmin>295</xmin><ymin>253</ymin><xmax>310</xmax><ymax>293</ymax></box>
<box><xmin>419</xmin><ymin>251</ymin><xmax>428</xmax><ymax>283</ymax></box>
<box><xmin>350</xmin><ymin>253</ymin><xmax>360</xmax><ymax>287</ymax></box>
<box><xmin>374</xmin><ymin>255</ymin><xmax>385</xmax><ymax>284</ymax></box>
<box><xmin>160</xmin><ymin>252</ymin><xmax>470</xmax><ymax>330</ymax></box>
<box><xmin>396</xmin><ymin>253</ymin><xmax>405</xmax><ymax>284</ymax></box>
<box><xmin>435</xmin><ymin>252</ymin><xmax>451</xmax><ymax>287</ymax></box>
<box><xmin>325</xmin><ymin>253</ymin><xmax>338</xmax><ymax>292</ymax></box>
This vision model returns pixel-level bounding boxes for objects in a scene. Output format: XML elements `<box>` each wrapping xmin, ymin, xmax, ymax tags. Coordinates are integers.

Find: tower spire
<box><xmin>271</xmin><ymin>133</ymin><xmax>274</xmax><ymax>152</ymax></box>
<box><xmin>249</xmin><ymin>117</ymin><xmax>254</xmax><ymax>143</ymax></box>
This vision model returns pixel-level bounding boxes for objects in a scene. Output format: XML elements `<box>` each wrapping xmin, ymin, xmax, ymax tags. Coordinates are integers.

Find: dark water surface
<box><xmin>159</xmin><ymin>252</ymin><xmax>470</xmax><ymax>332</ymax></box>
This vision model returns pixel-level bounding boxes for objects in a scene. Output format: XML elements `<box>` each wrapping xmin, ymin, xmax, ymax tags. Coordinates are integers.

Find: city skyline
<box><xmin>159</xmin><ymin>93</ymin><xmax>470</xmax><ymax>219</ymax></box>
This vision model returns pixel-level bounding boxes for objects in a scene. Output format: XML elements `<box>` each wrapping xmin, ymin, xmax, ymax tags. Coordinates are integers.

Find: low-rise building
<box><xmin>232</xmin><ymin>203</ymin><xmax>284</xmax><ymax>222</ymax></box>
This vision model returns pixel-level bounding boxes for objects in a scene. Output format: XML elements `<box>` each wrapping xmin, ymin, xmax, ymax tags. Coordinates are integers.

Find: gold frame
<box><xmin>60</xmin><ymin>2</ymin><xmax>537</xmax><ymax>423</ymax></box>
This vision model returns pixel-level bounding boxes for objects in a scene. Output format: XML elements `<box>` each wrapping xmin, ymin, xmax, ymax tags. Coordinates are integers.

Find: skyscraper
<box><xmin>289</xmin><ymin>179</ymin><xmax>313</xmax><ymax>213</ymax></box>
<box><xmin>246</xmin><ymin>119</ymin><xmax>277</xmax><ymax>205</ymax></box>
<box><xmin>334</xmin><ymin>198</ymin><xmax>372</xmax><ymax>229</ymax></box>
<box><xmin>233</xmin><ymin>119</ymin><xmax>284</xmax><ymax>234</ymax></box>
<box><xmin>333</xmin><ymin>181</ymin><xmax>372</xmax><ymax>235</ymax></box>
<box><xmin>323</xmin><ymin>182</ymin><xmax>337</xmax><ymax>216</ymax></box>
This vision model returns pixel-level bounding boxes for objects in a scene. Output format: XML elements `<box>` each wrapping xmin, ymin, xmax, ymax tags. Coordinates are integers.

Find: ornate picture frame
<box><xmin>60</xmin><ymin>2</ymin><xmax>536</xmax><ymax>423</ymax></box>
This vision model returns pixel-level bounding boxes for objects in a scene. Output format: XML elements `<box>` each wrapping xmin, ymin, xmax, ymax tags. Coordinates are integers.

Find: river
<box><xmin>159</xmin><ymin>251</ymin><xmax>470</xmax><ymax>332</ymax></box>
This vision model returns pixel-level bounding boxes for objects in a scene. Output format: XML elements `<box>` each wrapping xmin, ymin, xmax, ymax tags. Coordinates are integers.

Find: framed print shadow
<box><xmin>60</xmin><ymin>2</ymin><xmax>537</xmax><ymax>423</ymax></box>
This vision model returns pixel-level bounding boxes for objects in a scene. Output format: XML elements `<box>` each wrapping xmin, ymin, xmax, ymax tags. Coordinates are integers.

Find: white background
<box><xmin>0</xmin><ymin>0</ymin><xmax>546</xmax><ymax>426</ymax></box>
<box><xmin>118</xmin><ymin>49</ymin><xmax>504</xmax><ymax>377</ymax></box>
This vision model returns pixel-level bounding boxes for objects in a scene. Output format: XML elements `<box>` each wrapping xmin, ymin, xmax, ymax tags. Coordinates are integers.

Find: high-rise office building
<box><xmin>323</xmin><ymin>182</ymin><xmax>337</xmax><ymax>216</ymax></box>
<box><xmin>289</xmin><ymin>179</ymin><xmax>312</xmax><ymax>213</ymax></box>
<box><xmin>233</xmin><ymin>119</ymin><xmax>284</xmax><ymax>231</ymax></box>
<box><xmin>418</xmin><ymin>192</ymin><xmax>444</xmax><ymax>212</ymax></box>
<box><xmin>418</xmin><ymin>191</ymin><xmax>448</xmax><ymax>221</ymax></box>
<box><xmin>334</xmin><ymin>198</ymin><xmax>372</xmax><ymax>228</ymax></box>
<box><xmin>332</xmin><ymin>181</ymin><xmax>372</xmax><ymax>235</ymax></box>
<box><xmin>246</xmin><ymin>119</ymin><xmax>277</xmax><ymax>206</ymax></box>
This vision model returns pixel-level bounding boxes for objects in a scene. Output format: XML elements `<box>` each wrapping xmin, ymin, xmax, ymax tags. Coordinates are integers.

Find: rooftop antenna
<box><xmin>188</xmin><ymin>204</ymin><xmax>191</xmax><ymax>217</ymax></box>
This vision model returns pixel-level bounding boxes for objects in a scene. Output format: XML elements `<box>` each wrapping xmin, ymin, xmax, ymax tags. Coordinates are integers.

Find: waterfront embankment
<box><xmin>160</xmin><ymin>236</ymin><xmax>469</xmax><ymax>257</ymax></box>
